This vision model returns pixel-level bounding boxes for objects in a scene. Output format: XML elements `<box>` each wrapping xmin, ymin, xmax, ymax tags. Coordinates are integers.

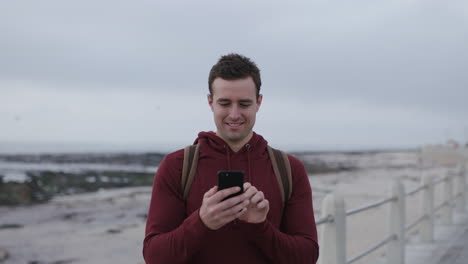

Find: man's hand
<box><xmin>238</xmin><ymin>182</ymin><xmax>269</xmax><ymax>224</ymax></box>
<box><xmin>199</xmin><ymin>186</ymin><xmax>250</xmax><ymax>230</ymax></box>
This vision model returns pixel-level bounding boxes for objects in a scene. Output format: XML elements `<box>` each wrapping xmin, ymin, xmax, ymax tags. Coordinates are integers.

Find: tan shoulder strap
<box><xmin>182</xmin><ymin>144</ymin><xmax>291</xmax><ymax>203</ymax></box>
<box><xmin>181</xmin><ymin>144</ymin><xmax>200</xmax><ymax>200</ymax></box>
<box><xmin>267</xmin><ymin>145</ymin><xmax>292</xmax><ymax>204</ymax></box>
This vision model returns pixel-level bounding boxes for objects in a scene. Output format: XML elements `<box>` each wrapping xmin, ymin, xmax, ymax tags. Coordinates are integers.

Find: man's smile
<box><xmin>226</xmin><ymin>122</ymin><xmax>244</xmax><ymax>127</ymax></box>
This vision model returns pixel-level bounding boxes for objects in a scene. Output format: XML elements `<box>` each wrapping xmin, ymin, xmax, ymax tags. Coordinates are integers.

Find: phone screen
<box><xmin>217</xmin><ymin>170</ymin><xmax>244</xmax><ymax>200</ymax></box>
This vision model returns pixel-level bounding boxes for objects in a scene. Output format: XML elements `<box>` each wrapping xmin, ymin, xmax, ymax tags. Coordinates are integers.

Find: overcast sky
<box><xmin>1</xmin><ymin>0</ymin><xmax>467</xmax><ymax>153</ymax></box>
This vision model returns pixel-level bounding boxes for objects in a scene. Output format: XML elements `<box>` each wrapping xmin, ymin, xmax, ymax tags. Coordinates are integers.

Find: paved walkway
<box><xmin>373</xmin><ymin>204</ymin><xmax>468</xmax><ymax>264</ymax></box>
<box><xmin>404</xmin><ymin>206</ymin><xmax>468</xmax><ymax>264</ymax></box>
<box><xmin>436</xmin><ymin>228</ymin><xmax>468</xmax><ymax>264</ymax></box>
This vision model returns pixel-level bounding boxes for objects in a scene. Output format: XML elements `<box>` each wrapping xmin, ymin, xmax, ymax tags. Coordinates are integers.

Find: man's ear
<box><xmin>207</xmin><ymin>94</ymin><xmax>214</xmax><ymax>111</ymax></box>
<box><xmin>256</xmin><ymin>94</ymin><xmax>263</xmax><ymax>112</ymax></box>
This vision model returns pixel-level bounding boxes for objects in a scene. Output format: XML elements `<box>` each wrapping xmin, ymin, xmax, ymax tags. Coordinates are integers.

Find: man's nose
<box><xmin>228</xmin><ymin>106</ymin><xmax>241</xmax><ymax>119</ymax></box>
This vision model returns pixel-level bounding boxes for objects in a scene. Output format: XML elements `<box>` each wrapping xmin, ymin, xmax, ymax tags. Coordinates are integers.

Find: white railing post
<box><xmin>420</xmin><ymin>174</ymin><xmax>434</xmax><ymax>242</ymax></box>
<box><xmin>456</xmin><ymin>163</ymin><xmax>466</xmax><ymax>212</ymax></box>
<box><xmin>464</xmin><ymin>162</ymin><xmax>467</xmax><ymax>204</ymax></box>
<box><xmin>442</xmin><ymin>172</ymin><xmax>453</xmax><ymax>225</ymax></box>
<box><xmin>387</xmin><ymin>178</ymin><xmax>406</xmax><ymax>264</ymax></box>
<box><xmin>318</xmin><ymin>193</ymin><xmax>346</xmax><ymax>264</ymax></box>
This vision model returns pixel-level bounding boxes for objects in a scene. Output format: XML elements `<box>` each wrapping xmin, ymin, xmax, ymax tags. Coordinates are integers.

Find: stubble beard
<box><xmin>217</xmin><ymin>121</ymin><xmax>254</xmax><ymax>146</ymax></box>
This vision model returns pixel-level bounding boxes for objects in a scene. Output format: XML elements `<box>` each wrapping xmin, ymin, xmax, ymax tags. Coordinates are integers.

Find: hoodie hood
<box><xmin>194</xmin><ymin>131</ymin><xmax>268</xmax><ymax>158</ymax></box>
<box><xmin>193</xmin><ymin>131</ymin><xmax>269</xmax><ymax>182</ymax></box>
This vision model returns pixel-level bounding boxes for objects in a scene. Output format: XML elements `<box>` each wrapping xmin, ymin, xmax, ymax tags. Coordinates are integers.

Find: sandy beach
<box><xmin>0</xmin><ymin>150</ymin><xmax>458</xmax><ymax>264</ymax></box>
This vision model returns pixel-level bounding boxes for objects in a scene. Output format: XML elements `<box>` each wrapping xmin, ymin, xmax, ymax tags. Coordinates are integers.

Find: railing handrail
<box><xmin>342</xmin><ymin>175</ymin><xmax>453</xmax><ymax>219</ymax></box>
<box><xmin>405</xmin><ymin>214</ymin><xmax>427</xmax><ymax>232</ymax></box>
<box><xmin>405</xmin><ymin>184</ymin><xmax>427</xmax><ymax>196</ymax></box>
<box><xmin>346</xmin><ymin>196</ymin><xmax>396</xmax><ymax>217</ymax></box>
<box><xmin>346</xmin><ymin>234</ymin><xmax>396</xmax><ymax>264</ymax></box>
<box><xmin>316</xmin><ymin>214</ymin><xmax>333</xmax><ymax>225</ymax></box>
<box><xmin>433</xmin><ymin>177</ymin><xmax>446</xmax><ymax>186</ymax></box>
<box><xmin>317</xmin><ymin>161</ymin><xmax>467</xmax><ymax>264</ymax></box>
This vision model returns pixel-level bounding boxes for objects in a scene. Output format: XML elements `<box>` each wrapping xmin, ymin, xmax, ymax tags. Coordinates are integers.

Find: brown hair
<box><xmin>208</xmin><ymin>53</ymin><xmax>261</xmax><ymax>98</ymax></box>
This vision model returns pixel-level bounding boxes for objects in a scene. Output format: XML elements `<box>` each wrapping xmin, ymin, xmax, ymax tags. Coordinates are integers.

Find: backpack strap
<box><xmin>181</xmin><ymin>144</ymin><xmax>200</xmax><ymax>200</ymax></box>
<box><xmin>267</xmin><ymin>145</ymin><xmax>292</xmax><ymax>204</ymax></box>
<box><xmin>181</xmin><ymin>144</ymin><xmax>292</xmax><ymax>205</ymax></box>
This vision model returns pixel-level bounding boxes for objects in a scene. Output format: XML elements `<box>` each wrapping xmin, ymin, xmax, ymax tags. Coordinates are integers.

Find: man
<box><xmin>143</xmin><ymin>54</ymin><xmax>319</xmax><ymax>263</ymax></box>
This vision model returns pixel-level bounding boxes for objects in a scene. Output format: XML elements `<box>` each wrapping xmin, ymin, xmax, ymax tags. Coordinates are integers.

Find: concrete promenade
<box><xmin>402</xmin><ymin>205</ymin><xmax>468</xmax><ymax>264</ymax></box>
<box><xmin>372</xmin><ymin>203</ymin><xmax>468</xmax><ymax>264</ymax></box>
<box><xmin>402</xmin><ymin>147</ymin><xmax>468</xmax><ymax>264</ymax></box>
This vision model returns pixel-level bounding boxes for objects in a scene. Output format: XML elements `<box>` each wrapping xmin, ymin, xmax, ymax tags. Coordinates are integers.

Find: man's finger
<box><xmin>236</xmin><ymin>207</ymin><xmax>248</xmax><ymax>218</ymax></box>
<box><xmin>218</xmin><ymin>199</ymin><xmax>249</xmax><ymax>218</ymax></box>
<box><xmin>243</xmin><ymin>185</ymin><xmax>258</xmax><ymax>200</ymax></box>
<box><xmin>204</xmin><ymin>186</ymin><xmax>218</xmax><ymax>198</ymax></box>
<box><xmin>257</xmin><ymin>199</ymin><xmax>269</xmax><ymax>209</ymax></box>
<box><xmin>217</xmin><ymin>207</ymin><xmax>247</xmax><ymax>227</ymax></box>
<box><xmin>251</xmin><ymin>191</ymin><xmax>265</xmax><ymax>204</ymax></box>
<box><xmin>214</xmin><ymin>191</ymin><xmax>249</xmax><ymax>213</ymax></box>
<box><xmin>210</xmin><ymin>186</ymin><xmax>241</xmax><ymax>202</ymax></box>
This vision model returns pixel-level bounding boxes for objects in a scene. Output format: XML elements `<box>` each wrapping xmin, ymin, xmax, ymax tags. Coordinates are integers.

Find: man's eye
<box><xmin>240</xmin><ymin>104</ymin><xmax>251</xmax><ymax>108</ymax></box>
<box><xmin>219</xmin><ymin>103</ymin><xmax>229</xmax><ymax>107</ymax></box>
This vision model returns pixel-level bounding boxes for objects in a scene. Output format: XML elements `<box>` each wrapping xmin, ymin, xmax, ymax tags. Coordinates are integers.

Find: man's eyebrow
<box><xmin>216</xmin><ymin>98</ymin><xmax>253</xmax><ymax>103</ymax></box>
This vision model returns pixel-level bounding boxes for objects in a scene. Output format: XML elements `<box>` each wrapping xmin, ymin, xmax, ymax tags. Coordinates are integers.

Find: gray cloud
<box><xmin>1</xmin><ymin>0</ymin><xmax>467</xmax><ymax>150</ymax></box>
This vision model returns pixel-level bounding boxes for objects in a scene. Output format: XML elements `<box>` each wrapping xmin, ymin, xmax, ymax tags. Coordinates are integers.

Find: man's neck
<box><xmin>217</xmin><ymin>132</ymin><xmax>253</xmax><ymax>153</ymax></box>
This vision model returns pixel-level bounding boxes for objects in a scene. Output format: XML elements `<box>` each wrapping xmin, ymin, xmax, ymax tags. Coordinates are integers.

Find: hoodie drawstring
<box><xmin>224</xmin><ymin>144</ymin><xmax>252</xmax><ymax>183</ymax></box>
<box><xmin>225</xmin><ymin>145</ymin><xmax>232</xmax><ymax>170</ymax></box>
<box><xmin>246</xmin><ymin>144</ymin><xmax>252</xmax><ymax>183</ymax></box>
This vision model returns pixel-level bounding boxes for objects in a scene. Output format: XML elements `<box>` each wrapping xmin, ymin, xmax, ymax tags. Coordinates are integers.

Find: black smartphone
<box><xmin>217</xmin><ymin>170</ymin><xmax>244</xmax><ymax>201</ymax></box>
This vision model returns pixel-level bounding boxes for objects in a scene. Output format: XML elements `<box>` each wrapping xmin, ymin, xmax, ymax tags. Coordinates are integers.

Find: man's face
<box><xmin>208</xmin><ymin>77</ymin><xmax>262</xmax><ymax>146</ymax></box>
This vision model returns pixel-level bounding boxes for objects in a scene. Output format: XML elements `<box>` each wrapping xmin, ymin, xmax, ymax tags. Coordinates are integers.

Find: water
<box><xmin>0</xmin><ymin>161</ymin><xmax>158</xmax><ymax>182</ymax></box>
<box><xmin>0</xmin><ymin>141</ymin><xmax>178</xmax><ymax>154</ymax></box>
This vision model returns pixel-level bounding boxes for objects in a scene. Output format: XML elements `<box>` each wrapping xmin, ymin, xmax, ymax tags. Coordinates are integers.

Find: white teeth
<box><xmin>228</xmin><ymin>123</ymin><xmax>242</xmax><ymax>127</ymax></box>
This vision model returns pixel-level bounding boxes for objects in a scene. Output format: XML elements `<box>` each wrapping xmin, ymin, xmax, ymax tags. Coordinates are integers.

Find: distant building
<box><xmin>447</xmin><ymin>139</ymin><xmax>459</xmax><ymax>148</ymax></box>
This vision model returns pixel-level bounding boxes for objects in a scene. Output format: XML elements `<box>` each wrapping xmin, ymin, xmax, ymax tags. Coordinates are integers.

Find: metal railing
<box><xmin>316</xmin><ymin>161</ymin><xmax>467</xmax><ymax>264</ymax></box>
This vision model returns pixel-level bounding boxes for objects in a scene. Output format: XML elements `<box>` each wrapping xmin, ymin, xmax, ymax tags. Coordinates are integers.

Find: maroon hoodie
<box><xmin>143</xmin><ymin>132</ymin><xmax>319</xmax><ymax>263</ymax></box>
